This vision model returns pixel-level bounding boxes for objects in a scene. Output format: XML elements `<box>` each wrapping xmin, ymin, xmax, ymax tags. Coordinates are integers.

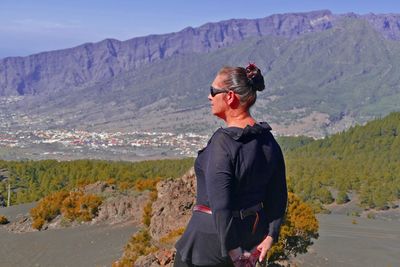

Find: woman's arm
<box><xmin>204</xmin><ymin>131</ymin><xmax>239</xmax><ymax>258</ymax></box>
<box><xmin>261</xmin><ymin>141</ymin><xmax>288</xmax><ymax>259</ymax></box>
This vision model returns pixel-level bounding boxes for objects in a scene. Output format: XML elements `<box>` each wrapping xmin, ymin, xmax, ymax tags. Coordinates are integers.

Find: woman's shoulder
<box><xmin>209</xmin><ymin>128</ymin><xmax>234</xmax><ymax>143</ymax></box>
<box><xmin>216</xmin><ymin>122</ymin><xmax>273</xmax><ymax>141</ymax></box>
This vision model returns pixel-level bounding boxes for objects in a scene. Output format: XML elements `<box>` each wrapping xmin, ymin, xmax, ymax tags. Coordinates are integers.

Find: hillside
<box><xmin>1</xmin><ymin>191</ymin><xmax>399</xmax><ymax>266</ymax></box>
<box><xmin>0</xmin><ymin>158</ymin><xmax>194</xmax><ymax>206</ymax></box>
<box><xmin>285</xmin><ymin>112</ymin><xmax>400</xmax><ymax>210</ymax></box>
<box><xmin>1</xmin><ymin>11</ymin><xmax>400</xmax><ymax>137</ymax></box>
<box><xmin>1</xmin><ymin>113</ymin><xmax>399</xmax><ymax>212</ymax></box>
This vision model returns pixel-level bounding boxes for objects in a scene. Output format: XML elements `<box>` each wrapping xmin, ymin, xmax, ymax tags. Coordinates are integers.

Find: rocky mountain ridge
<box><xmin>1</xmin><ymin>10</ymin><xmax>335</xmax><ymax>96</ymax></box>
<box><xmin>4</xmin><ymin>10</ymin><xmax>400</xmax><ymax>97</ymax></box>
<box><xmin>2</xmin><ymin>10</ymin><xmax>400</xmax><ymax>138</ymax></box>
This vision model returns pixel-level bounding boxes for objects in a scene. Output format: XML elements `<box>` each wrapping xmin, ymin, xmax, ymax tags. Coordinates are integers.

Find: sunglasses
<box><xmin>210</xmin><ymin>86</ymin><xmax>229</xmax><ymax>97</ymax></box>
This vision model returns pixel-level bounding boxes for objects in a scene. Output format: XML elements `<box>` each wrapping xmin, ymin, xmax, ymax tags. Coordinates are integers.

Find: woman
<box><xmin>175</xmin><ymin>64</ymin><xmax>287</xmax><ymax>267</ymax></box>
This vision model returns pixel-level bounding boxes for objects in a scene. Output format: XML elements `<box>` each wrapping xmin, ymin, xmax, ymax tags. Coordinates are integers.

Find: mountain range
<box><xmin>1</xmin><ymin>10</ymin><xmax>400</xmax><ymax>136</ymax></box>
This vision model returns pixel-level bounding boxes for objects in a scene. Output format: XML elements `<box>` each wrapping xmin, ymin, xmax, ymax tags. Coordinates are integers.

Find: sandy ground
<box><xmin>0</xmin><ymin>204</ymin><xmax>136</xmax><ymax>267</ymax></box>
<box><xmin>293</xmin><ymin>214</ymin><xmax>400</xmax><ymax>267</ymax></box>
<box><xmin>1</xmin><ymin>205</ymin><xmax>400</xmax><ymax>267</ymax></box>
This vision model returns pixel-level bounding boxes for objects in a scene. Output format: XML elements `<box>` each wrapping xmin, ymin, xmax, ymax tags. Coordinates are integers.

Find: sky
<box><xmin>1</xmin><ymin>0</ymin><xmax>400</xmax><ymax>58</ymax></box>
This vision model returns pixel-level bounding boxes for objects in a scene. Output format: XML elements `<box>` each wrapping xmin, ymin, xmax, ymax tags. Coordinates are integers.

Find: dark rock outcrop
<box><xmin>94</xmin><ymin>192</ymin><xmax>150</xmax><ymax>225</ymax></box>
<box><xmin>6</xmin><ymin>215</ymin><xmax>35</xmax><ymax>233</ymax></box>
<box><xmin>361</xmin><ymin>13</ymin><xmax>400</xmax><ymax>40</ymax></box>
<box><xmin>135</xmin><ymin>249</ymin><xmax>175</xmax><ymax>267</ymax></box>
<box><xmin>6</xmin><ymin>182</ymin><xmax>151</xmax><ymax>232</ymax></box>
<box><xmin>149</xmin><ymin>168</ymin><xmax>196</xmax><ymax>241</ymax></box>
<box><xmin>128</xmin><ymin>168</ymin><xmax>196</xmax><ymax>266</ymax></box>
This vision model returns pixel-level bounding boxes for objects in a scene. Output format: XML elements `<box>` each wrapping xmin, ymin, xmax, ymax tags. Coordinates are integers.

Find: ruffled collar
<box><xmin>219</xmin><ymin>122</ymin><xmax>272</xmax><ymax>141</ymax></box>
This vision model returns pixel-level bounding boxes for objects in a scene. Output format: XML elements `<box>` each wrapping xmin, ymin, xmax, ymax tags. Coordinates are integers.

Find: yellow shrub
<box><xmin>0</xmin><ymin>215</ymin><xmax>9</xmax><ymax>224</ymax></box>
<box><xmin>61</xmin><ymin>192</ymin><xmax>83</xmax><ymax>221</ymax></box>
<box><xmin>32</xmin><ymin>217</ymin><xmax>45</xmax><ymax>230</ymax></box>
<box><xmin>30</xmin><ymin>190</ymin><xmax>102</xmax><ymax>230</ymax></box>
<box><xmin>119</xmin><ymin>229</ymin><xmax>158</xmax><ymax>265</ymax></box>
<box><xmin>118</xmin><ymin>181</ymin><xmax>134</xmax><ymax>191</ymax></box>
<box><xmin>76</xmin><ymin>179</ymin><xmax>91</xmax><ymax>188</ymax></box>
<box><xmin>61</xmin><ymin>192</ymin><xmax>102</xmax><ymax>222</ymax></box>
<box><xmin>159</xmin><ymin>227</ymin><xmax>185</xmax><ymax>245</ymax></box>
<box><xmin>268</xmin><ymin>192</ymin><xmax>319</xmax><ymax>261</ymax></box>
<box><xmin>30</xmin><ymin>191</ymin><xmax>69</xmax><ymax>230</ymax></box>
<box><xmin>134</xmin><ymin>177</ymin><xmax>161</xmax><ymax>192</ymax></box>
<box><xmin>142</xmin><ymin>201</ymin><xmax>153</xmax><ymax>227</ymax></box>
<box><xmin>78</xmin><ymin>194</ymin><xmax>103</xmax><ymax>221</ymax></box>
<box><xmin>106</xmin><ymin>178</ymin><xmax>116</xmax><ymax>185</ymax></box>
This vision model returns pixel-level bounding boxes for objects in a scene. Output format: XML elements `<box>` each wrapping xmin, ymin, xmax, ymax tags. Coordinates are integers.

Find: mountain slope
<box><xmin>7</xmin><ymin>16</ymin><xmax>400</xmax><ymax>137</ymax></box>
<box><xmin>2</xmin><ymin>11</ymin><xmax>400</xmax><ymax>136</ymax></box>
<box><xmin>285</xmin><ymin>112</ymin><xmax>400</xmax><ymax>209</ymax></box>
<box><xmin>0</xmin><ymin>10</ymin><xmax>334</xmax><ymax>96</ymax></box>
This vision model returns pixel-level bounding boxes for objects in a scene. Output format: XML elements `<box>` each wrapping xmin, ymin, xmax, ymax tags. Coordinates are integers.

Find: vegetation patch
<box><xmin>116</xmin><ymin>187</ymin><xmax>159</xmax><ymax>266</ymax></box>
<box><xmin>0</xmin><ymin>215</ymin><xmax>9</xmax><ymax>224</ymax></box>
<box><xmin>30</xmin><ymin>190</ymin><xmax>102</xmax><ymax>230</ymax></box>
<box><xmin>285</xmin><ymin>112</ymin><xmax>400</xmax><ymax>210</ymax></box>
<box><xmin>268</xmin><ymin>192</ymin><xmax>319</xmax><ymax>262</ymax></box>
<box><xmin>0</xmin><ymin>158</ymin><xmax>194</xmax><ymax>206</ymax></box>
<box><xmin>159</xmin><ymin>227</ymin><xmax>186</xmax><ymax>245</ymax></box>
<box><xmin>113</xmin><ymin>229</ymin><xmax>158</xmax><ymax>266</ymax></box>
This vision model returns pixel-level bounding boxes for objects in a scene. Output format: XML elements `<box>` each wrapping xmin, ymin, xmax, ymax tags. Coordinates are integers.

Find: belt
<box><xmin>193</xmin><ymin>204</ymin><xmax>212</xmax><ymax>214</ymax></box>
<box><xmin>193</xmin><ymin>203</ymin><xmax>264</xmax><ymax>234</ymax></box>
<box><xmin>232</xmin><ymin>202</ymin><xmax>264</xmax><ymax>220</ymax></box>
<box><xmin>193</xmin><ymin>202</ymin><xmax>263</xmax><ymax>218</ymax></box>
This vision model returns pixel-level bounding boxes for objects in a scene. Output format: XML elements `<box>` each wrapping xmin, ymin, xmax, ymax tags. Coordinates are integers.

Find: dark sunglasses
<box><xmin>210</xmin><ymin>86</ymin><xmax>229</xmax><ymax>97</ymax></box>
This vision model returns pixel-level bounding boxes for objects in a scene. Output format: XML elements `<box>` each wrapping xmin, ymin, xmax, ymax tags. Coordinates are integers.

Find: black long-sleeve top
<box><xmin>176</xmin><ymin>122</ymin><xmax>287</xmax><ymax>266</ymax></box>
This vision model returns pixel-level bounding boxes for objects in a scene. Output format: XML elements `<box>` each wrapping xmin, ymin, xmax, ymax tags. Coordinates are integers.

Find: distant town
<box><xmin>0</xmin><ymin>128</ymin><xmax>210</xmax><ymax>161</ymax></box>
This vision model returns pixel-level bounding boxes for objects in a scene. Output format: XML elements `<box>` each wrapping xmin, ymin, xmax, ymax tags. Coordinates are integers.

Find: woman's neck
<box><xmin>225</xmin><ymin>111</ymin><xmax>256</xmax><ymax>128</ymax></box>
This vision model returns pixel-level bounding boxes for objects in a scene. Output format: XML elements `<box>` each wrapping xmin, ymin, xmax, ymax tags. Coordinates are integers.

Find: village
<box><xmin>0</xmin><ymin>128</ymin><xmax>210</xmax><ymax>158</ymax></box>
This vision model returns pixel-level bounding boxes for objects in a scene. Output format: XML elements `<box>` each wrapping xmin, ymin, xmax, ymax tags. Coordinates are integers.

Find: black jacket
<box><xmin>176</xmin><ymin>122</ymin><xmax>287</xmax><ymax>266</ymax></box>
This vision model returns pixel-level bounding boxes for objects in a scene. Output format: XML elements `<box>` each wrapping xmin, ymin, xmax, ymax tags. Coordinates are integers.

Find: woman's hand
<box><xmin>256</xmin><ymin>235</ymin><xmax>273</xmax><ymax>262</ymax></box>
<box><xmin>229</xmin><ymin>247</ymin><xmax>243</xmax><ymax>267</ymax></box>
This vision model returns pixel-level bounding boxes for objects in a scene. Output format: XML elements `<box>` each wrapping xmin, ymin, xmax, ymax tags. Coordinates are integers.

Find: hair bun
<box><xmin>245</xmin><ymin>63</ymin><xmax>265</xmax><ymax>92</ymax></box>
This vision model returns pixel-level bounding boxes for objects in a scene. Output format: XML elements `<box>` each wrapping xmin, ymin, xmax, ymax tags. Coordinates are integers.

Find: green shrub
<box><xmin>336</xmin><ymin>190</ymin><xmax>350</xmax><ymax>204</ymax></box>
<box><xmin>316</xmin><ymin>188</ymin><xmax>334</xmax><ymax>204</ymax></box>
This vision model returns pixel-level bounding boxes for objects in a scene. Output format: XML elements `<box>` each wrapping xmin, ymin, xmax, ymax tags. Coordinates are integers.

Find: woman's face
<box><xmin>208</xmin><ymin>74</ymin><xmax>229</xmax><ymax>119</ymax></box>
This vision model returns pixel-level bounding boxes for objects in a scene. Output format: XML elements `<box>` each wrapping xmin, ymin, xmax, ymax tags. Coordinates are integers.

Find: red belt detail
<box><xmin>193</xmin><ymin>204</ymin><xmax>212</xmax><ymax>214</ymax></box>
<box><xmin>193</xmin><ymin>203</ymin><xmax>263</xmax><ymax>235</ymax></box>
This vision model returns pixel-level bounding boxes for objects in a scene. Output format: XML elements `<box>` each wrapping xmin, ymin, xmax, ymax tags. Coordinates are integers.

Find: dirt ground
<box><xmin>1</xmin><ymin>205</ymin><xmax>399</xmax><ymax>267</ymax></box>
<box><xmin>292</xmin><ymin>214</ymin><xmax>400</xmax><ymax>267</ymax></box>
<box><xmin>0</xmin><ymin>203</ymin><xmax>136</xmax><ymax>267</ymax></box>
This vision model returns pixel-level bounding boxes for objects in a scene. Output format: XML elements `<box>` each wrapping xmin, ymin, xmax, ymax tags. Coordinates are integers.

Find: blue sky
<box><xmin>1</xmin><ymin>0</ymin><xmax>400</xmax><ymax>58</ymax></box>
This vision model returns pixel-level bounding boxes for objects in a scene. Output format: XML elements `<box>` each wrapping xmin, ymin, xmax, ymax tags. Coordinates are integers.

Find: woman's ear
<box><xmin>226</xmin><ymin>91</ymin><xmax>240</xmax><ymax>108</ymax></box>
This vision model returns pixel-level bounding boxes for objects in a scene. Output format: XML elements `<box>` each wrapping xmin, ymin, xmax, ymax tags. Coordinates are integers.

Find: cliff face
<box><xmin>361</xmin><ymin>13</ymin><xmax>400</xmax><ymax>40</ymax></box>
<box><xmin>130</xmin><ymin>168</ymin><xmax>196</xmax><ymax>267</ymax></box>
<box><xmin>149</xmin><ymin>168</ymin><xmax>196</xmax><ymax>241</ymax></box>
<box><xmin>0</xmin><ymin>10</ymin><xmax>333</xmax><ymax>96</ymax></box>
<box><xmin>3</xmin><ymin>10</ymin><xmax>400</xmax><ymax>137</ymax></box>
<box><xmin>4</xmin><ymin>10</ymin><xmax>400</xmax><ymax>97</ymax></box>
